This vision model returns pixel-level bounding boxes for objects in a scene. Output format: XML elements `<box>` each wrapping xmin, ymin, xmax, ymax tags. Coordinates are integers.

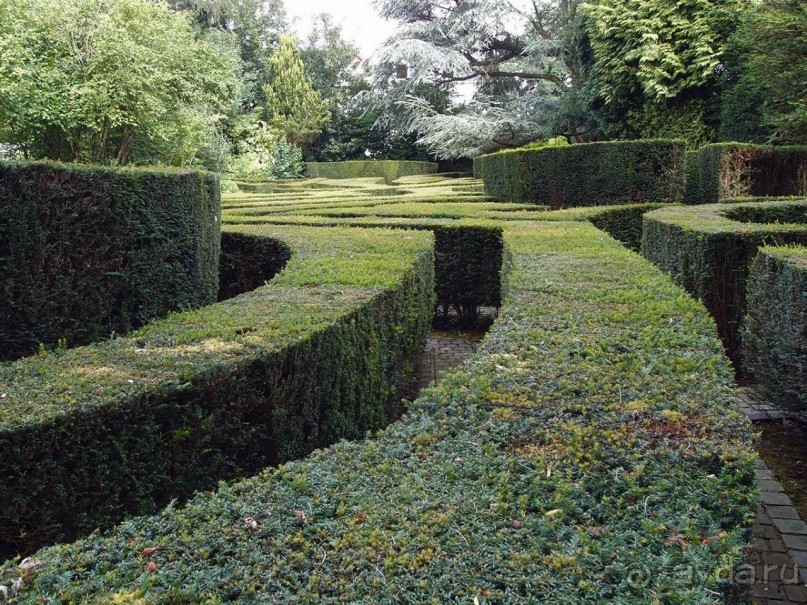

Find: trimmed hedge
<box><xmin>305</xmin><ymin>160</ymin><xmax>438</xmax><ymax>183</ymax></box>
<box><xmin>475</xmin><ymin>139</ymin><xmax>687</xmax><ymax>208</ymax></box>
<box><xmin>0</xmin><ymin>225</ymin><xmax>435</xmax><ymax>558</ymax></box>
<box><xmin>433</xmin><ymin>225</ymin><xmax>505</xmax><ymax>322</ymax></box>
<box><xmin>642</xmin><ymin>199</ymin><xmax>807</xmax><ymax>367</ymax></box>
<box><xmin>4</xmin><ymin>221</ymin><xmax>756</xmax><ymax>604</ymax></box>
<box><xmin>742</xmin><ymin>246</ymin><xmax>807</xmax><ymax>409</ymax></box>
<box><xmin>684</xmin><ymin>143</ymin><xmax>807</xmax><ymax>205</ymax></box>
<box><xmin>0</xmin><ymin>161</ymin><xmax>221</xmax><ymax>361</ymax></box>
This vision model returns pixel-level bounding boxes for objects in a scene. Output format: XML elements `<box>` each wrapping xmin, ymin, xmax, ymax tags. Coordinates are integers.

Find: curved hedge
<box><xmin>642</xmin><ymin>199</ymin><xmax>807</xmax><ymax>367</ymax></box>
<box><xmin>0</xmin><ymin>161</ymin><xmax>221</xmax><ymax>361</ymax></box>
<box><xmin>684</xmin><ymin>143</ymin><xmax>807</xmax><ymax>205</ymax></box>
<box><xmin>0</xmin><ymin>224</ymin><xmax>435</xmax><ymax>558</ymax></box>
<box><xmin>742</xmin><ymin>245</ymin><xmax>807</xmax><ymax>409</ymax></box>
<box><xmin>3</xmin><ymin>220</ymin><xmax>756</xmax><ymax>604</ymax></box>
<box><xmin>305</xmin><ymin>160</ymin><xmax>438</xmax><ymax>183</ymax></box>
<box><xmin>474</xmin><ymin>139</ymin><xmax>687</xmax><ymax>208</ymax></box>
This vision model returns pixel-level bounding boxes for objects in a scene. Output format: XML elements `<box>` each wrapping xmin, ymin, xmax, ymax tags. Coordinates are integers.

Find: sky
<box><xmin>284</xmin><ymin>0</ymin><xmax>398</xmax><ymax>60</ymax></box>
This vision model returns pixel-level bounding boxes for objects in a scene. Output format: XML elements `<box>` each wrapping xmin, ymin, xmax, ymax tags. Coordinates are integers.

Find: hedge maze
<box><xmin>4</xmin><ymin>142</ymin><xmax>807</xmax><ymax>602</ymax></box>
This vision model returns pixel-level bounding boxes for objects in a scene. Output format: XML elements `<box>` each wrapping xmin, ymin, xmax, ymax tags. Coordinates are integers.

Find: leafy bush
<box><xmin>475</xmin><ymin>139</ymin><xmax>687</xmax><ymax>208</ymax></box>
<box><xmin>0</xmin><ymin>225</ymin><xmax>434</xmax><ymax>558</ymax></box>
<box><xmin>642</xmin><ymin>199</ymin><xmax>807</xmax><ymax>368</ymax></box>
<box><xmin>742</xmin><ymin>246</ymin><xmax>807</xmax><ymax>409</ymax></box>
<box><xmin>268</xmin><ymin>139</ymin><xmax>305</xmax><ymax>179</ymax></box>
<box><xmin>0</xmin><ymin>161</ymin><xmax>221</xmax><ymax>361</ymax></box>
<box><xmin>684</xmin><ymin>143</ymin><xmax>807</xmax><ymax>204</ymax></box>
<box><xmin>305</xmin><ymin>160</ymin><xmax>438</xmax><ymax>183</ymax></box>
<box><xmin>5</xmin><ymin>221</ymin><xmax>756</xmax><ymax>604</ymax></box>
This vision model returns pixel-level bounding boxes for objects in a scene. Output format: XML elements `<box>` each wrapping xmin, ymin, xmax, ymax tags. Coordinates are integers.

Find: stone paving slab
<box><xmin>744</xmin><ymin>386</ymin><xmax>807</xmax><ymax>604</ymax></box>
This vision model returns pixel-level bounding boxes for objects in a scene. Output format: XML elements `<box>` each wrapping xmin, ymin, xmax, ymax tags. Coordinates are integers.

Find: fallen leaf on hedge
<box><xmin>138</xmin><ymin>547</ymin><xmax>158</xmax><ymax>558</ymax></box>
<box><xmin>146</xmin><ymin>562</ymin><xmax>157</xmax><ymax>573</ymax></box>
<box><xmin>295</xmin><ymin>510</ymin><xmax>307</xmax><ymax>525</ymax></box>
<box><xmin>545</xmin><ymin>509</ymin><xmax>561</xmax><ymax>517</ymax></box>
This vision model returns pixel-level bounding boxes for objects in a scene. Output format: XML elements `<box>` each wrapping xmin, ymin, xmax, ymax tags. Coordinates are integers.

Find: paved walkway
<box><xmin>739</xmin><ymin>387</ymin><xmax>807</xmax><ymax>603</ymax></box>
<box><xmin>415</xmin><ymin>329</ymin><xmax>484</xmax><ymax>391</ymax></box>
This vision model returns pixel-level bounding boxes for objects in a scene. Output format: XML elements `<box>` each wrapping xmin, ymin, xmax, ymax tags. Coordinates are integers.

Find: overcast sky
<box><xmin>285</xmin><ymin>0</ymin><xmax>397</xmax><ymax>60</ymax></box>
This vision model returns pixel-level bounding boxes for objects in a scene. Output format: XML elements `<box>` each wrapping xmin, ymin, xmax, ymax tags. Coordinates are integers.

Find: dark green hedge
<box><xmin>305</xmin><ymin>160</ymin><xmax>438</xmax><ymax>183</ymax></box>
<box><xmin>5</xmin><ymin>221</ymin><xmax>756</xmax><ymax>604</ymax></box>
<box><xmin>642</xmin><ymin>199</ymin><xmax>807</xmax><ymax>368</ymax></box>
<box><xmin>475</xmin><ymin>139</ymin><xmax>687</xmax><ymax>208</ymax></box>
<box><xmin>0</xmin><ymin>225</ymin><xmax>434</xmax><ymax>559</ymax></box>
<box><xmin>218</xmin><ymin>232</ymin><xmax>292</xmax><ymax>300</ymax></box>
<box><xmin>433</xmin><ymin>225</ymin><xmax>504</xmax><ymax>323</ymax></box>
<box><xmin>684</xmin><ymin>143</ymin><xmax>807</xmax><ymax>205</ymax></box>
<box><xmin>742</xmin><ymin>246</ymin><xmax>807</xmax><ymax>409</ymax></box>
<box><xmin>0</xmin><ymin>161</ymin><xmax>221</xmax><ymax>361</ymax></box>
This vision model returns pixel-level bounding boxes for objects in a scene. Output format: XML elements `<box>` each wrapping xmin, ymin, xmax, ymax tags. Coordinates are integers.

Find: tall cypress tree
<box><xmin>263</xmin><ymin>35</ymin><xmax>331</xmax><ymax>147</ymax></box>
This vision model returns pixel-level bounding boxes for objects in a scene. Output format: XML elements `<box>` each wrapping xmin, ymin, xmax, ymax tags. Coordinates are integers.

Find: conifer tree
<box><xmin>263</xmin><ymin>34</ymin><xmax>331</xmax><ymax>146</ymax></box>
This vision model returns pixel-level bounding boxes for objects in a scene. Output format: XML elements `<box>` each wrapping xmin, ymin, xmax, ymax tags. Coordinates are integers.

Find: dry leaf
<box><xmin>294</xmin><ymin>510</ymin><xmax>307</xmax><ymax>525</ymax></box>
<box><xmin>138</xmin><ymin>547</ymin><xmax>158</xmax><ymax>558</ymax></box>
<box><xmin>243</xmin><ymin>517</ymin><xmax>259</xmax><ymax>531</ymax></box>
<box><xmin>146</xmin><ymin>562</ymin><xmax>158</xmax><ymax>573</ymax></box>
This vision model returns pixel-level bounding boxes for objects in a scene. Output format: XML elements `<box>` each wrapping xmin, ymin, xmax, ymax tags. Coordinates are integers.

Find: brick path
<box><xmin>740</xmin><ymin>387</ymin><xmax>807</xmax><ymax>603</ymax></box>
<box><xmin>415</xmin><ymin>329</ymin><xmax>484</xmax><ymax>391</ymax></box>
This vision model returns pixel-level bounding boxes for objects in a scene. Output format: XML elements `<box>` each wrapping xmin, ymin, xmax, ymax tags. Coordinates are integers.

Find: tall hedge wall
<box><xmin>642</xmin><ymin>199</ymin><xmax>807</xmax><ymax>368</ymax></box>
<box><xmin>474</xmin><ymin>139</ymin><xmax>687</xmax><ymax>208</ymax></box>
<box><xmin>742</xmin><ymin>246</ymin><xmax>807</xmax><ymax>409</ymax></box>
<box><xmin>305</xmin><ymin>160</ymin><xmax>438</xmax><ymax>183</ymax></box>
<box><xmin>684</xmin><ymin>143</ymin><xmax>807</xmax><ymax>204</ymax></box>
<box><xmin>0</xmin><ymin>224</ymin><xmax>434</xmax><ymax>558</ymax></box>
<box><xmin>5</xmin><ymin>220</ymin><xmax>756</xmax><ymax>604</ymax></box>
<box><xmin>0</xmin><ymin>161</ymin><xmax>221</xmax><ymax>361</ymax></box>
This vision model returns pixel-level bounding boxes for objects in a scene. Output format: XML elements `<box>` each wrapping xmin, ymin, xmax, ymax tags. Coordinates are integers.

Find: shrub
<box><xmin>5</xmin><ymin>221</ymin><xmax>756</xmax><ymax>604</ymax></box>
<box><xmin>474</xmin><ymin>139</ymin><xmax>687</xmax><ymax>208</ymax></box>
<box><xmin>742</xmin><ymin>246</ymin><xmax>807</xmax><ymax>409</ymax></box>
<box><xmin>0</xmin><ymin>224</ymin><xmax>435</xmax><ymax>558</ymax></box>
<box><xmin>0</xmin><ymin>161</ymin><xmax>220</xmax><ymax>361</ymax></box>
<box><xmin>642</xmin><ymin>199</ymin><xmax>807</xmax><ymax>368</ymax></box>
<box><xmin>305</xmin><ymin>160</ymin><xmax>438</xmax><ymax>183</ymax></box>
<box><xmin>683</xmin><ymin>143</ymin><xmax>807</xmax><ymax>204</ymax></box>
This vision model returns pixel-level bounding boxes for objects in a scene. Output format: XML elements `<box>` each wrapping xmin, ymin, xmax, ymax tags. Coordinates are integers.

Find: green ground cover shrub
<box><xmin>684</xmin><ymin>144</ymin><xmax>807</xmax><ymax>204</ymax></box>
<box><xmin>305</xmin><ymin>160</ymin><xmax>438</xmax><ymax>183</ymax></box>
<box><xmin>4</xmin><ymin>220</ymin><xmax>756</xmax><ymax>604</ymax></box>
<box><xmin>474</xmin><ymin>139</ymin><xmax>687</xmax><ymax>207</ymax></box>
<box><xmin>742</xmin><ymin>246</ymin><xmax>807</xmax><ymax>409</ymax></box>
<box><xmin>0</xmin><ymin>224</ymin><xmax>434</xmax><ymax>558</ymax></box>
<box><xmin>0</xmin><ymin>161</ymin><xmax>221</xmax><ymax>361</ymax></box>
<box><xmin>642</xmin><ymin>199</ymin><xmax>807</xmax><ymax>367</ymax></box>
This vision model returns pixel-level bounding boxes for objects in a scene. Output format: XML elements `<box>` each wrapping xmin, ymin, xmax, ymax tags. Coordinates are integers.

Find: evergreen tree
<box><xmin>263</xmin><ymin>34</ymin><xmax>331</xmax><ymax>147</ymax></box>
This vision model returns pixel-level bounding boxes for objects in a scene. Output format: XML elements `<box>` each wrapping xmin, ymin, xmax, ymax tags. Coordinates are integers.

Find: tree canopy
<box><xmin>0</xmin><ymin>0</ymin><xmax>238</xmax><ymax>165</ymax></box>
<box><xmin>369</xmin><ymin>0</ymin><xmax>574</xmax><ymax>158</ymax></box>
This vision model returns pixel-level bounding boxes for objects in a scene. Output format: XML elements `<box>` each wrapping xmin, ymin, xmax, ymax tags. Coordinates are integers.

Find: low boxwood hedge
<box><xmin>305</xmin><ymin>160</ymin><xmax>438</xmax><ymax>183</ymax></box>
<box><xmin>474</xmin><ymin>139</ymin><xmax>687</xmax><ymax>207</ymax></box>
<box><xmin>0</xmin><ymin>161</ymin><xmax>221</xmax><ymax>361</ymax></box>
<box><xmin>742</xmin><ymin>245</ymin><xmax>807</xmax><ymax>409</ymax></box>
<box><xmin>642</xmin><ymin>199</ymin><xmax>807</xmax><ymax>367</ymax></box>
<box><xmin>3</xmin><ymin>220</ymin><xmax>756</xmax><ymax>603</ymax></box>
<box><xmin>0</xmin><ymin>225</ymin><xmax>435</xmax><ymax>558</ymax></box>
<box><xmin>684</xmin><ymin>143</ymin><xmax>807</xmax><ymax>205</ymax></box>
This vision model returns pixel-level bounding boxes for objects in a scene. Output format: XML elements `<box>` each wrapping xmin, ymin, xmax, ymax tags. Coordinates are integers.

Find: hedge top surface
<box><xmin>0</xmin><ymin>224</ymin><xmax>433</xmax><ymax>431</ymax></box>
<box><xmin>643</xmin><ymin>198</ymin><xmax>807</xmax><ymax>234</ymax></box>
<box><xmin>476</xmin><ymin>137</ymin><xmax>684</xmax><ymax>160</ymax></box>
<box><xmin>756</xmin><ymin>244</ymin><xmax>807</xmax><ymax>267</ymax></box>
<box><xmin>5</xmin><ymin>219</ymin><xmax>756</xmax><ymax>603</ymax></box>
